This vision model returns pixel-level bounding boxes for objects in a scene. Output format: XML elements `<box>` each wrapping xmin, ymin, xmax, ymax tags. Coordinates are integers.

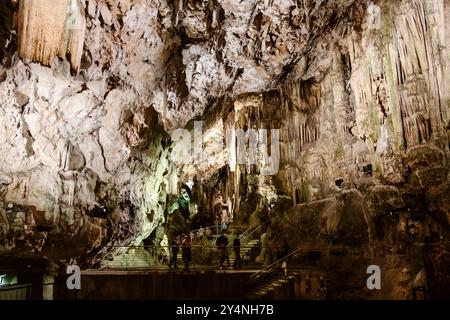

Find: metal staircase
<box><xmin>102</xmin><ymin>245</ymin><xmax>158</xmax><ymax>268</ymax></box>
<box><xmin>228</xmin><ymin>225</ymin><xmax>262</xmax><ymax>266</ymax></box>
<box><xmin>245</xmin><ymin>247</ymin><xmax>346</xmax><ymax>299</ymax></box>
<box><xmin>101</xmin><ymin>225</ymin><xmax>264</xmax><ymax>269</ymax></box>
<box><xmin>188</xmin><ymin>224</ymin><xmax>262</xmax><ymax>267</ymax></box>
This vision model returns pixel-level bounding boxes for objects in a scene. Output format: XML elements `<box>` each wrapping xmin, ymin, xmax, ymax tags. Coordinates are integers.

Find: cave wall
<box><xmin>0</xmin><ymin>0</ymin><xmax>179</xmax><ymax>269</ymax></box>
<box><xmin>0</xmin><ymin>0</ymin><xmax>448</xmax><ymax>299</ymax></box>
<box><xmin>183</xmin><ymin>0</ymin><xmax>450</xmax><ymax>299</ymax></box>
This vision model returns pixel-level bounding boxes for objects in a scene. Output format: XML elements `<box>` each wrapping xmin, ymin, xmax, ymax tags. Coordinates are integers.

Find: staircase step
<box><xmin>271</xmin><ymin>283</ymin><xmax>282</xmax><ymax>288</ymax></box>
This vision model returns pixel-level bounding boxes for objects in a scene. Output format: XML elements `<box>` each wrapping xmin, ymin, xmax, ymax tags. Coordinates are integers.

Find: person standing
<box><xmin>216</xmin><ymin>231</ymin><xmax>228</xmax><ymax>270</ymax></box>
<box><xmin>243</xmin><ymin>252</ymin><xmax>250</xmax><ymax>265</ymax></box>
<box><xmin>198</xmin><ymin>226</ymin><xmax>204</xmax><ymax>239</ymax></box>
<box><xmin>181</xmin><ymin>234</ymin><xmax>192</xmax><ymax>271</ymax></box>
<box><xmin>281</xmin><ymin>260</ymin><xmax>288</xmax><ymax>277</ymax></box>
<box><xmin>233</xmin><ymin>235</ymin><xmax>242</xmax><ymax>269</ymax></box>
<box><xmin>169</xmin><ymin>238</ymin><xmax>180</xmax><ymax>269</ymax></box>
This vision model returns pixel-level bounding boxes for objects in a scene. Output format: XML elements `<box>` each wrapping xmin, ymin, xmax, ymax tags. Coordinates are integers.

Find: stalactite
<box><xmin>389</xmin><ymin>0</ymin><xmax>448</xmax><ymax>149</ymax></box>
<box><xmin>17</xmin><ymin>0</ymin><xmax>85</xmax><ymax>71</ymax></box>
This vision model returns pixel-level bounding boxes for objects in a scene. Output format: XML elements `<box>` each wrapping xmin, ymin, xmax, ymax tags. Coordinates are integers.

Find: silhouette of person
<box><xmin>233</xmin><ymin>235</ymin><xmax>242</xmax><ymax>269</ymax></box>
<box><xmin>216</xmin><ymin>231</ymin><xmax>229</xmax><ymax>269</ymax></box>
<box><xmin>181</xmin><ymin>233</ymin><xmax>192</xmax><ymax>271</ymax></box>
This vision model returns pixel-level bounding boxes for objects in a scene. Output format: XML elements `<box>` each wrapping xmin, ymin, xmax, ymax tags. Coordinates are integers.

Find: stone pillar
<box><xmin>42</xmin><ymin>275</ymin><xmax>54</xmax><ymax>300</ymax></box>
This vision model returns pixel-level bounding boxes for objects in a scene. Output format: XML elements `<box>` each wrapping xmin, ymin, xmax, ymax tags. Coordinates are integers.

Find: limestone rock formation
<box><xmin>0</xmin><ymin>0</ymin><xmax>449</xmax><ymax>299</ymax></box>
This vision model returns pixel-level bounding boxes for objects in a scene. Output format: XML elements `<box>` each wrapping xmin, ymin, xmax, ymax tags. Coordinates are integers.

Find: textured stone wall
<box><xmin>175</xmin><ymin>0</ymin><xmax>450</xmax><ymax>299</ymax></box>
<box><xmin>0</xmin><ymin>0</ymin><xmax>449</xmax><ymax>298</ymax></box>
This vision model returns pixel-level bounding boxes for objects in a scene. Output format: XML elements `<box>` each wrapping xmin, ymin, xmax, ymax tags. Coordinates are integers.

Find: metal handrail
<box><xmin>413</xmin><ymin>240</ymin><xmax>450</xmax><ymax>247</ymax></box>
<box><xmin>189</xmin><ymin>225</ymin><xmax>216</xmax><ymax>234</ymax></box>
<box><xmin>250</xmin><ymin>247</ymin><xmax>346</xmax><ymax>280</ymax></box>
<box><xmin>241</xmin><ymin>225</ymin><xmax>262</xmax><ymax>246</ymax></box>
<box><xmin>190</xmin><ymin>225</ymin><xmax>253</xmax><ymax>236</ymax></box>
<box><xmin>0</xmin><ymin>282</ymin><xmax>58</xmax><ymax>291</ymax></box>
<box><xmin>100</xmin><ymin>244</ymin><xmax>283</xmax><ymax>270</ymax></box>
<box><xmin>104</xmin><ymin>244</ymin><xmax>282</xmax><ymax>250</ymax></box>
<box><xmin>240</xmin><ymin>225</ymin><xmax>255</xmax><ymax>239</ymax></box>
<box><xmin>0</xmin><ymin>283</ymin><xmax>31</xmax><ymax>292</ymax></box>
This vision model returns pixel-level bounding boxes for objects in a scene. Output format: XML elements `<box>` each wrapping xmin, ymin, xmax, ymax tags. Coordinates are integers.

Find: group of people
<box><xmin>164</xmin><ymin>186</ymin><xmax>242</xmax><ymax>271</ymax></box>
<box><xmin>215</xmin><ymin>231</ymin><xmax>242</xmax><ymax>270</ymax></box>
<box><xmin>165</xmin><ymin>230</ymin><xmax>245</xmax><ymax>271</ymax></box>
<box><xmin>168</xmin><ymin>233</ymin><xmax>192</xmax><ymax>271</ymax></box>
<box><xmin>189</xmin><ymin>226</ymin><xmax>213</xmax><ymax>242</ymax></box>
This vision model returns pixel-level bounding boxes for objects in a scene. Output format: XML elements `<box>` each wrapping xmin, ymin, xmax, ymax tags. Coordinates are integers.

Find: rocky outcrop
<box><xmin>17</xmin><ymin>0</ymin><xmax>86</xmax><ymax>71</ymax></box>
<box><xmin>0</xmin><ymin>0</ymin><xmax>449</xmax><ymax>299</ymax></box>
<box><xmin>172</xmin><ymin>0</ymin><xmax>450</xmax><ymax>299</ymax></box>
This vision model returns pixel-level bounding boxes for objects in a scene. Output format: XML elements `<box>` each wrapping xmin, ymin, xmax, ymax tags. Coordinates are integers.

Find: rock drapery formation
<box><xmin>0</xmin><ymin>0</ymin><xmax>449</xmax><ymax>299</ymax></box>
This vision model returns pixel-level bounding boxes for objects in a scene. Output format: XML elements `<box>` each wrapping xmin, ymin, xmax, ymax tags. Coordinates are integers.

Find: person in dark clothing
<box><xmin>169</xmin><ymin>238</ymin><xmax>180</xmax><ymax>269</ymax></box>
<box><xmin>216</xmin><ymin>232</ymin><xmax>229</xmax><ymax>269</ymax></box>
<box><xmin>225</xmin><ymin>245</ymin><xmax>230</xmax><ymax>267</ymax></box>
<box><xmin>233</xmin><ymin>235</ymin><xmax>242</xmax><ymax>269</ymax></box>
<box><xmin>243</xmin><ymin>252</ymin><xmax>250</xmax><ymax>265</ymax></box>
<box><xmin>181</xmin><ymin>234</ymin><xmax>192</xmax><ymax>271</ymax></box>
<box><xmin>282</xmin><ymin>240</ymin><xmax>291</xmax><ymax>257</ymax></box>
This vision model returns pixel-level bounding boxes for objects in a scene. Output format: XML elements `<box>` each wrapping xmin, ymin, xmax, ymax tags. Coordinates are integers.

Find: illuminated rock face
<box><xmin>17</xmin><ymin>0</ymin><xmax>86</xmax><ymax>71</ymax></box>
<box><xmin>0</xmin><ymin>0</ymin><xmax>449</xmax><ymax>298</ymax></box>
<box><xmin>0</xmin><ymin>0</ymin><xmax>178</xmax><ymax>268</ymax></box>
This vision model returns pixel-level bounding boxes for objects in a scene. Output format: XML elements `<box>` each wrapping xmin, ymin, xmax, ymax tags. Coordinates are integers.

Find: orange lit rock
<box><xmin>17</xmin><ymin>0</ymin><xmax>85</xmax><ymax>71</ymax></box>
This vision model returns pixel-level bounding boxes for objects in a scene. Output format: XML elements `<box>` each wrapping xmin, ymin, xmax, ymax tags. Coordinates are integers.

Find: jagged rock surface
<box><xmin>0</xmin><ymin>0</ymin><xmax>449</xmax><ymax>298</ymax></box>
